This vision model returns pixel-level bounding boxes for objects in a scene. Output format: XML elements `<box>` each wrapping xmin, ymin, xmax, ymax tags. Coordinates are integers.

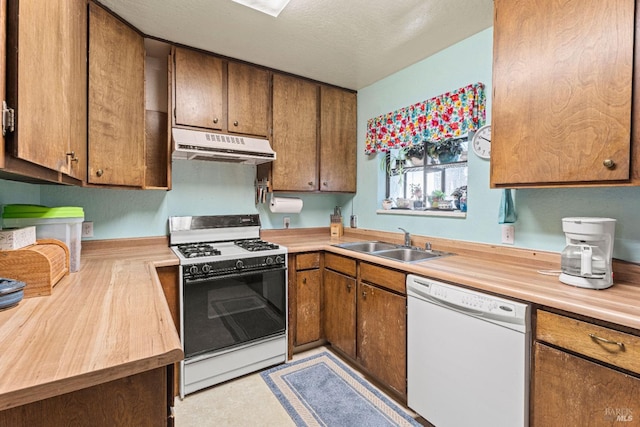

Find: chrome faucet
<box><xmin>398</xmin><ymin>227</ymin><xmax>411</xmax><ymax>247</ymax></box>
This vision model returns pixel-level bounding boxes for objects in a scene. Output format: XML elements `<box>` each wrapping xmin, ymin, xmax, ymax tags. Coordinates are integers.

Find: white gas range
<box><xmin>169</xmin><ymin>214</ymin><xmax>288</xmax><ymax>398</ymax></box>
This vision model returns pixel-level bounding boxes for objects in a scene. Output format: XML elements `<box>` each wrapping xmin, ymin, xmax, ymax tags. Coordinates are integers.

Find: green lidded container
<box><xmin>2</xmin><ymin>205</ymin><xmax>85</xmax><ymax>272</ymax></box>
<box><xmin>2</xmin><ymin>204</ymin><xmax>84</xmax><ymax>219</ymax></box>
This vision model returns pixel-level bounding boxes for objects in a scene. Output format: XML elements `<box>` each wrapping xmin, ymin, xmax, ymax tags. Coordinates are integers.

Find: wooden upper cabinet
<box><xmin>174</xmin><ymin>47</ymin><xmax>224</xmax><ymax>131</ymax></box>
<box><xmin>491</xmin><ymin>0</ymin><xmax>636</xmax><ymax>187</ymax></box>
<box><xmin>320</xmin><ymin>86</ymin><xmax>357</xmax><ymax>192</ymax></box>
<box><xmin>267</xmin><ymin>76</ymin><xmax>357</xmax><ymax>193</ymax></box>
<box><xmin>272</xmin><ymin>73</ymin><xmax>319</xmax><ymax>191</ymax></box>
<box><xmin>88</xmin><ymin>3</ymin><xmax>145</xmax><ymax>186</ymax></box>
<box><xmin>227</xmin><ymin>62</ymin><xmax>269</xmax><ymax>137</ymax></box>
<box><xmin>173</xmin><ymin>48</ymin><xmax>269</xmax><ymax>138</ymax></box>
<box><xmin>1</xmin><ymin>0</ymin><xmax>7</xmax><ymax>169</ymax></box>
<box><xmin>5</xmin><ymin>0</ymin><xmax>87</xmax><ymax>180</ymax></box>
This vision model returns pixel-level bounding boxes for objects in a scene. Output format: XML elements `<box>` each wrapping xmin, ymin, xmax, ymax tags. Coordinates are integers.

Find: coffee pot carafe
<box><xmin>559</xmin><ymin>217</ymin><xmax>616</xmax><ymax>290</ymax></box>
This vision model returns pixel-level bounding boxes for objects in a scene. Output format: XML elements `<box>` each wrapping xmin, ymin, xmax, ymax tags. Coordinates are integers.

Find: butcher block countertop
<box><xmin>0</xmin><ymin>238</ymin><xmax>182</xmax><ymax>412</ymax></box>
<box><xmin>0</xmin><ymin>228</ymin><xmax>638</xmax><ymax>411</ymax></box>
<box><xmin>262</xmin><ymin>228</ymin><xmax>640</xmax><ymax>333</ymax></box>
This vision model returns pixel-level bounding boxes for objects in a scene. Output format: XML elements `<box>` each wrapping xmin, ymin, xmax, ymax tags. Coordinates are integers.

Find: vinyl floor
<box><xmin>173</xmin><ymin>346</ymin><xmax>425</xmax><ymax>427</ymax></box>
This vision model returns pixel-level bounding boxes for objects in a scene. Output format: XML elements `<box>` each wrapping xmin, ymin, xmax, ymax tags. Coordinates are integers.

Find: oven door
<box><xmin>182</xmin><ymin>266</ymin><xmax>286</xmax><ymax>359</ymax></box>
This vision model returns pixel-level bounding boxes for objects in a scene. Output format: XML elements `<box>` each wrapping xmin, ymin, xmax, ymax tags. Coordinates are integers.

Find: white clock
<box><xmin>471</xmin><ymin>124</ymin><xmax>491</xmax><ymax>159</ymax></box>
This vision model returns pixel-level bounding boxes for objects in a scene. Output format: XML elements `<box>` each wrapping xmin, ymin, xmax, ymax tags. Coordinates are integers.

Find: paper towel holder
<box><xmin>269</xmin><ymin>193</ymin><xmax>303</xmax><ymax>214</ymax></box>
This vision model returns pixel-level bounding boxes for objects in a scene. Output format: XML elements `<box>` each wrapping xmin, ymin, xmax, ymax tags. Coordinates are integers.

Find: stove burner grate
<box><xmin>234</xmin><ymin>239</ymin><xmax>280</xmax><ymax>252</ymax></box>
<box><xmin>177</xmin><ymin>243</ymin><xmax>222</xmax><ymax>258</ymax></box>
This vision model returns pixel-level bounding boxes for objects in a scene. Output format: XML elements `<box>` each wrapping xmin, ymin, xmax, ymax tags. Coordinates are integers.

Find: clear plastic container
<box><xmin>2</xmin><ymin>205</ymin><xmax>84</xmax><ymax>272</ymax></box>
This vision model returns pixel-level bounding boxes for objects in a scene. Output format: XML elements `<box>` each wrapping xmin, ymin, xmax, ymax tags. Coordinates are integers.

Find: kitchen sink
<box><xmin>373</xmin><ymin>248</ymin><xmax>447</xmax><ymax>263</ymax></box>
<box><xmin>335</xmin><ymin>241</ymin><xmax>398</xmax><ymax>253</ymax></box>
<box><xmin>334</xmin><ymin>241</ymin><xmax>453</xmax><ymax>263</ymax></box>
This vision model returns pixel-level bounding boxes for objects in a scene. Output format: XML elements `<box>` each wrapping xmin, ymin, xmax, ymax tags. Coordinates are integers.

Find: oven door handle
<box><xmin>184</xmin><ymin>265</ymin><xmax>287</xmax><ymax>285</ymax></box>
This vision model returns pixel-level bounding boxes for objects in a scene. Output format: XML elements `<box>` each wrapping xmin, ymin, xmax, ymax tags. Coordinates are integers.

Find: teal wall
<box><xmin>356</xmin><ymin>27</ymin><xmax>640</xmax><ymax>262</ymax></box>
<box><xmin>1</xmin><ymin>27</ymin><xmax>639</xmax><ymax>262</ymax></box>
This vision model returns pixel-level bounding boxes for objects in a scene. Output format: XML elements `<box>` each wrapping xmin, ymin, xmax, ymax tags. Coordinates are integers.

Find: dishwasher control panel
<box><xmin>406</xmin><ymin>274</ymin><xmax>530</xmax><ymax>330</ymax></box>
<box><xmin>431</xmin><ymin>282</ymin><xmax>517</xmax><ymax>316</ymax></box>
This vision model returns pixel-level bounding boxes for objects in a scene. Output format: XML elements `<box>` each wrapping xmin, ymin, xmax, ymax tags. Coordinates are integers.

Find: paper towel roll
<box><xmin>270</xmin><ymin>196</ymin><xmax>303</xmax><ymax>213</ymax></box>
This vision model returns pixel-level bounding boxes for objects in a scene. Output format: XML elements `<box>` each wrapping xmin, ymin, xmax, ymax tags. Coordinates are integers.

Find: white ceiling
<box><xmin>99</xmin><ymin>0</ymin><xmax>494</xmax><ymax>90</ymax></box>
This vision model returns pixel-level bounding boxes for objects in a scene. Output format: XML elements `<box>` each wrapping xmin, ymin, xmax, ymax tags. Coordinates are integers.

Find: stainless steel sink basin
<box><xmin>335</xmin><ymin>241</ymin><xmax>398</xmax><ymax>253</ymax></box>
<box><xmin>334</xmin><ymin>241</ymin><xmax>453</xmax><ymax>263</ymax></box>
<box><xmin>373</xmin><ymin>248</ymin><xmax>447</xmax><ymax>263</ymax></box>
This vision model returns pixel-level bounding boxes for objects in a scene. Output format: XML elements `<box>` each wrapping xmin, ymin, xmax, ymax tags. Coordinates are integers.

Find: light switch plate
<box><xmin>283</xmin><ymin>217</ymin><xmax>290</xmax><ymax>229</ymax></box>
<box><xmin>501</xmin><ymin>225</ymin><xmax>514</xmax><ymax>244</ymax></box>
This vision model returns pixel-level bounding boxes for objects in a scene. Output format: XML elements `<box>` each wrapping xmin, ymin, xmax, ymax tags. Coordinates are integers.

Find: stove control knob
<box><xmin>275</xmin><ymin>255</ymin><xmax>284</xmax><ymax>265</ymax></box>
<box><xmin>202</xmin><ymin>264</ymin><xmax>211</xmax><ymax>273</ymax></box>
<box><xmin>235</xmin><ymin>260</ymin><xmax>244</xmax><ymax>270</ymax></box>
<box><xmin>266</xmin><ymin>257</ymin><xmax>274</xmax><ymax>265</ymax></box>
<box><xmin>189</xmin><ymin>265</ymin><xmax>199</xmax><ymax>275</ymax></box>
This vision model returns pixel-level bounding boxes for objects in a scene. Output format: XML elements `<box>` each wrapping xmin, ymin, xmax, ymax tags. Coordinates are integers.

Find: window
<box><xmin>385</xmin><ymin>138</ymin><xmax>468</xmax><ymax>211</ymax></box>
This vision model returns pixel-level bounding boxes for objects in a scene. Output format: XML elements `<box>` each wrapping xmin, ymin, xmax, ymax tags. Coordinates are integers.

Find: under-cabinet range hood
<box><xmin>172</xmin><ymin>128</ymin><xmax>276</xmax><ymax>164</ymax></box>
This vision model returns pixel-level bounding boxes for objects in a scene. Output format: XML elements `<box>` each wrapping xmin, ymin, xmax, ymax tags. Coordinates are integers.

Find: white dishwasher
<box><xmin>407</xmin><ymin>274</ymin><xmax>531</xmax><ymax>427</ymax></box>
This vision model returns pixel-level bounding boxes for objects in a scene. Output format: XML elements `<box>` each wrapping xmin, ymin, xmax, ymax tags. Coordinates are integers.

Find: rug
<box><xmin>260</xmin><ymin>351</ymin><xmax>421</xmax><ymax>427</ymax></box>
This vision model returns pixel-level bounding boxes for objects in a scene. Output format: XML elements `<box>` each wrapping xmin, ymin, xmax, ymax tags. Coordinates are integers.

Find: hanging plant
<box><xmin>404</xmin><ymin>144</ymin><xmax>425</xmax><ymax>166</ymax></box>
<box><xmin>426</xmin><ymin>138</ymin><xmax>463</xmax><ymax>163</ymax></box>
<box><xmin>379</xmin><ymin>149</ymin><xmax>410</xmax><ymax>179</ymax></box>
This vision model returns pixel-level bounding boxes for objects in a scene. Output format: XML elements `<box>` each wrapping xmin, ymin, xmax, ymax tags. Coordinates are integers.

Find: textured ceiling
<box><xmin>98</xmin><ymin>0</ymin><xmax>494</xmax><ymax>90</ymax></box>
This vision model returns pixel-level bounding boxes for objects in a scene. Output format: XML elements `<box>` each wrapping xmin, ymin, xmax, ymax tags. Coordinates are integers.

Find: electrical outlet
<box><xmin>82</xmin><ymin>221</ymin><xmax>94</xmax><ymax>238</ymax></box>
<box><xmin>501</xmin><ymin>225</ymin><xmax>515</xmax><ymax>244</ymax></box>
<box><xmin>283</xmin><ymin>217</ymin><xmax>290</xmax><ymax>229</ymax></box>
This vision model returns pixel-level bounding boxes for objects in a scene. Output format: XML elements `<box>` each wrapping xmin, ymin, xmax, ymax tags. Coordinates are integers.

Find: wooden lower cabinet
<box><xmin>322</xmin><ymin>256</ymin><xmax>407</xmax><ymax>399</ymax></box>
<box><xmin>532</xmin><ymin>343</ymin><xmax>640</xmax><ymax>426</ymax></box>
<box><xmin>289</xmin><ymin>252</ymin><xmax>322</xmax><ymax>354</ymax></box>
<box><xmin>296</xmin><ymin>268</ymin><xmax>321</xmax><ymax>345</ymax></box>
<box><xmin>0</xmin><ymin>366</ymin><xmax>174</xmax><ymax>427</ymax></box>
<box><xmin>357</xmin><ymin>281</ymin><xmax>407</xmax><ymax>397</ymax></box>
<box><xmin>533</xmin><ymin>310</ymin><xmax>640</xmax><ymax>426</ymax></box>
<box><xmin>323</xmin><ymin>268</ymin><xmax>356</xmax><ymax>359</ymax></box>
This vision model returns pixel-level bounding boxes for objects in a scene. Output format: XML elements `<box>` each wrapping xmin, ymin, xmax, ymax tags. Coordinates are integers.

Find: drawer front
<box><xmin>536</xmin><ymin>310</ymin><xmax>640</xmax><ymax>374</ymax></box>
<box><xmin>324</xmin><ymin>253</ymin><xmax>356</xmax><ymax>277</ymax></box>
<box><xmin>360</xmin><ymin>262</ymin><xmax>406</xmax><ymax>294</ymax></box>
<box><xmin>296</xmin><ymin>252</ymin><xmax>320</xmax><ymax>270</ymax></box>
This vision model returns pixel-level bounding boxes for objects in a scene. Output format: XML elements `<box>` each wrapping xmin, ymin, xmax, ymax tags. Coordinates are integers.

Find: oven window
<box><xmin>183</xmin><ymin>268</ymin><xmax>286</xmax><ymax>358</ymax></box>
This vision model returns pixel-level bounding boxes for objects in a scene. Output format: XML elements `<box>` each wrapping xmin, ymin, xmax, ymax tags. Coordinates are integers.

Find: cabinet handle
<box><xmin>362</xmin><ymin>290</ymin><xmax>367</xmax><ymax>299</ymax></box>
<box><xmin>66</xmin><ymin>151</ymin><xmax>79</xmax><ymax>163</ymax></box>
<box><xmin>346</xmin><ymin>283</ymin><xmax>351</xmax><ymax>292</ymax></box>
<box><xmin>603</xmin><ymin>159</ymin><xmax>616</xmax><ymax>169</ymax></box>
<box><xmin>302</xmin><ymin>278</ymin><xmax>307</xmax><ymax>284</ymax></box>
<box><xmin>589</xmin><ymin>333</ymin><xmax>625</xmax><ymax>350</ymax></box>
<box><xmin>308</xmin><ymin>181</ymin><xmax>314</xmax><ymax>186</ymax></box>
<box><xmin>322</xmin><ymin>182</ymin><xmax>328</xmax><ymax>187</ymax></box>
<box><xmin>213</xmin><ymin>118</ymin><xmax>219</xmax><ymax>124</ymax></box>
<box><xmin>96</xmin><ymin>169</ymin><xmax>104</xmax><ymax>177</ymax></box>
<box><xmin>233</xmin><ymin>121</ymin><xmax>239</xmax><ymax>127</ymax></box>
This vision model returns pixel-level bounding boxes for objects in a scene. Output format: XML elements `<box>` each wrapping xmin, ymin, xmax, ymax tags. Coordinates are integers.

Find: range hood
<box><xmin>172</xmin><ymin>128</ymin><xmax>276</xmax><ymax>165</ymax></box>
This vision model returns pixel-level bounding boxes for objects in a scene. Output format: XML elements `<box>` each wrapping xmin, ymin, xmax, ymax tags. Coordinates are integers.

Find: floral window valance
<box><xmin>365</xmin><ymin>82</ymin><xmax>486</xmax><ymax>154</ymax></box>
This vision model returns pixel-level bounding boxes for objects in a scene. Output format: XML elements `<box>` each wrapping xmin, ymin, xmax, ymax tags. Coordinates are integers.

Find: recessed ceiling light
<box><xmin>231</xmin><ymin>0</ymin><xmax>292</xmax><ymax>17</ymax></box>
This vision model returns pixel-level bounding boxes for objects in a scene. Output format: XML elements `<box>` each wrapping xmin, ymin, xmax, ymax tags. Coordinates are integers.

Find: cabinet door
<box><xmin>88</xmin><ymin>3</ymin><xmax>145</xmax><ymax>186</ymax></box>
<box><xmin>7</xmin><ymin>0</ymin><xmax>87</xmax><ymax>179</ymax></box>
<box><xmin>174</xmin><ymin>47</ymin><xmax>224</xmax><ymax>130</ymax></box>
<box><xmin>0</xmin><ymin>0</ymin><xmax>6</xmax><ymax>168</ymax></box>
<box><xmin>295</xmin><ymin>269</ymin><xmax>321</xmax><ymax>345</ymax></box>
<box><xmin>319</xmin><ymin>86</ymin><xmax>356</xmax><ymax>192</ymax></box>
<box><xmin>533</xmin><ymin>343</ymin><xmax>640</xmax><ymax>426</ymax></box>
<box><xmin>227</xmin><ymin>61</ymin><xmax>269</xmax><ymax>137</ymax></box>
<box><xmin>272</xmin><ymin>74</ymin><xmax>319</xmax><ymax>191</ymax></box>
<box><xmin>323</xmin><ymin>269</ymin><xmax>356</xmax><ymax>359</ymax></box>
<box><xmin>357</xmin><ymin>282</ymin><xmax>407</xmax><ymax>397</ymax></box>
<box><xmin>492</xmin><ymin>0</ymin><xmax>634</xmax><ymax>186</ymax></box>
